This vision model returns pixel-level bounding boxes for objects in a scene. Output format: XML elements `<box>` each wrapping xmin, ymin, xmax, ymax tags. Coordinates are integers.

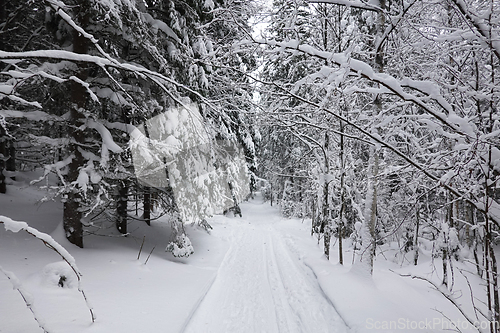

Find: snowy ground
<box><xmin>0</xmin><ymin>173</ymin><xmax>489</xmax><ymax>333</ymax></box>
<box><xmin>184</xmin><ymin>201</ymin><xmax>347</xmax><ymax>333</ymax></box>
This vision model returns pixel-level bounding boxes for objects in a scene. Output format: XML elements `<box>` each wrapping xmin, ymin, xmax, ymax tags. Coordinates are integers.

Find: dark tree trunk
<box><xmin>270</xmin><ymin>183</ymin><xmax>273</xmax><ymax>206</ymax></box>
<box><xmin>321</xmin><ymin>133</ymin><xmax>330</xmax><ymax>260</ymax></box>
<box><xmin>0</xmin><ymin>125</ymin><xmax>6</xmax><ymax>194</ymax></box>
<box><xmin>143</xmin><ymin>186</ymin><xmax>151</xmax><ymax>226</ymax></box>
<box><xmin>0</xmin><ymin>0</ymin><xmax>8</xmax><ymax>189</ymax></box>
<box><xmin>63</xmin><ymin>2</ymin><xmax>90</xmax><ymax>248</ymax></box>
<box><xmin>413</xmin><ymin>209</ymin><xmax>420</xmax><ymax>265</ymax></box>
<box><xmin>0</xmin><ymin>1</ymin><xmax>5</xmax><ymax>57</ymax></box>
<box><xmin>116</xmin><ymin>182</ymin><xmax>128</xmax><ymax>234</ymax></box>
<box><xmin>6</xmin><ymin>141</ymin><xmax>15</xmax><ymax>180</ymax></box>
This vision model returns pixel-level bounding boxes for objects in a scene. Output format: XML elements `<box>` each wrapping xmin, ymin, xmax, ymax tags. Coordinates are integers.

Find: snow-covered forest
<box><xmin>0</xmin><ymin>0</ymin><xmax>499</xmax><ymax>332</ymax></box>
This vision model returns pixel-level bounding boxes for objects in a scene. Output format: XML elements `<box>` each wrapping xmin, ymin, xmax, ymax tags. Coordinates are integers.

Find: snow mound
<box><xmin>166</xmin><ymin>234</ymin><xmax>195</xmax><ymax>258</ymax></box>
<box><xmin>40</xmin><ymin>262</ymin><xmax>76</xmax><ymax>289</ymax></box>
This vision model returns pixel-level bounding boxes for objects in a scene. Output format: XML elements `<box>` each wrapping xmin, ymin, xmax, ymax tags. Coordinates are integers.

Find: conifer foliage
<box><xmin>0</xmin><ymin>0</ymin><xmax>257</xmax><ymax>253</ymax></box>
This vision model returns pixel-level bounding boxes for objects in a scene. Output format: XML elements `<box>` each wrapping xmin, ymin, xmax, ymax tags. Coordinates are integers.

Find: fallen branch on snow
<box><xmin>0</xmin><ymin>265</ymin><xmax>50</xmax><ymax>333</ymax></box>
<box><xmin>0</xmin><ymin>215</ymin><xmax>95</xmax><ymax>323</ymax></box>
<box><xmin>394</xmin><ymin>270</ymin><xmax>488</xmax><ymax>333</ymax></box>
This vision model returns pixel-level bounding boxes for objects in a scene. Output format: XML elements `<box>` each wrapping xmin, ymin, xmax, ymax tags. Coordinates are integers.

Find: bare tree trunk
<box><xmin>338</xmin><ymin>112</ymin><xmax>345</xmax><ymax>265</ymax></box>
<box><xmin>143</xmin><ymin>186</ymin><xmax>151</xmax><ymax>226</ymax></box>
<box><xmin>489</xmin><ymin>237</ymin><xmax>499</xmax><ymax>331</ymax></box>
<box><xmin>0</xmin><ymin>0</ymin><xmax>8</xmax><ymax>191</ymax></box>
<box><xmin>485</xmin><ymin>22</ymin><xmax>499</xmax><ymax>329</ymax></box>
<box><xmin>322</xmin><ymin>176</ymin><xmax>330</xmax><ymax>258</ymax></box>
<box><xmin>270</xmin><ymin>183</ymin><xmax>273</xmax><ymax>206</ymax></box>
<box><xmin>442</xmin><ymin>245</ymin><xmax>448</xmax><ymax>288</ymax></box>
<box><xmin>6</xmin><ymin>141</ymin><xmax>15</xmax><ymax>180</ymax></box>
<box><xmin>354</xmin><ymin>0</ymin><xmax>384</xmax><ymax>274</ymax></box>
<box><xmin>63</xmin><ymin>1</ymin><xmax>90</xmax><ymax>248</ymax></box>
<box><xmin>413</xmin><ymin>209</ymin><xmax>420</xmax><ymax>265</ymax></box>
<box><xmin>116</xmin><ymin>181</ymin><xmax>128</xmax><ymax>234</ymax></box>
<box><xmin>0</xmin><ymin>124</ymin><xmax>6</xmax><ymax>194</ymax></box>
<box><xmin>358</xmin><ymin>147</ymin><xmax>378</xmax><ymax>275</ymax></box>
<box><xmin>311</xmin><ymin>200</ymin><xmax>316</xmax><ymax>236</ymax></box>
<box><xmin>321</xmin><ymin>133</ymin><xmax>331</xmax><ymax>259</ymax></box>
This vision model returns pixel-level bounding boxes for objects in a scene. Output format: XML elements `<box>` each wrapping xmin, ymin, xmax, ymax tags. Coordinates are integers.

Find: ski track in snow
<box><xmin>183</xmin><ymin>203</ymin><xmax>348</xmax><ymax>333</ymax></box>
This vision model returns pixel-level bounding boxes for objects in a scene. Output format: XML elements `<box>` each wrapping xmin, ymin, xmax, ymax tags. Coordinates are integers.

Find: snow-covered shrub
<box><xmin>41</xmin><ymin>261</ymin><xmax>77</xmax><ymax>289</ymax></box>
<box><xmin>433</xmin><ymin>223</ymin><xmax>462</xmax><ymax>261</ymax></box>
<box><xmin>166</xmin><ymin>233</ymin><xmax>194</xmax><ymax>258</ymax></box>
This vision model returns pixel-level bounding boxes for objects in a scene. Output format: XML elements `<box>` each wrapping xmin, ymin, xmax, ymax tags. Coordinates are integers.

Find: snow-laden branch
<box><xmin>235</xmin><ymin>65</ymin><xmax>500</xmax><ymax>227</ymax></box>
<box><xmin>450</xmin><ymin>0</ymin><xmax>500</xmax><ymax>61</ymax></box>
<box><xmin>0</xmin><ymin>91</ymin><xmax>42</xmax><ymax>108</ymax></box>
<box><xmin>308</xmin><ymin>0</ymin><xmax>381</xmax><ymax>12</ymax></box>
<box><xmin>46</xmin><ymin>0</ymin><xmax>122</xmax><ymax>67</ymax></box>
<box><xmin>0</xmin><ymin>216</ymin><xmax>95</xmax><ymax>323</ymax></box>
<box><xmin>86</xmin><ymin>118</ymin><xmax>123</xmax><ymax>154</ymax></box>
<box><xmin>247</xmin><ymin>38</ymin><xmax>473</xmax><ymax>138</ymax></box>
<box><xmin>0</xmin><ymin>265</ymin><xmax>50</xmax><ymax>333</ymax></box>
<box><xmin>0</xmin><ymin>49</ymin><xmax>220</xmax><ymax>116</ymax></box>
<box><xmin>31</xmin><ymin>155</ymin><xmax>73</xmax><ymax>187</ymax></box>
<box><xmin>0</xmin><ymin>109</ymin><xmax>62</xmax><ymax>122</ymax></box>
<box><xmin>69</xmin><ymin>76</ymin><xmax>99</xmax><ymax>103</ymax></box>
<box><xmin>374</xmin><ymin>0</ymin><xmax>417</xmax><ymax>56</ymax></box>
<box><xmin>44</xmin><ymin>0</ymin><xmax>205</xmax><ymax>111</ymax></box>
<box><xmin>1</xmin><ymin>66</ymin><xmax>102</xmax><ymax>107</ymax></box>
<box><xmin>397</xmin><ymin>272</ymin><xmax>489</xmax><ymax>333</ymax></box>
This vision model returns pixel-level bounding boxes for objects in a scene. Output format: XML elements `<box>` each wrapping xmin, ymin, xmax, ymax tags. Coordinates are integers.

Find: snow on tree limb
<box><xmin>0</xmin><ymin>92</ymin><xmax>42</xmax><ymax>108</ymax></box>
<box><xmin>0</xmin><ymin>49</ymin><xmax>220</xmax><ymax>115</ymax></box>
<box><xmin>397</xmin><ymin>272</ymin><xmax>489</xmax><ymax>333</ymax></box>
<box><xmin>0</xmin><ymin>216</ymin><xmax>95</xmax><ymax>323</ymax></box>
<box><xmin>308</xmin><ymin>0</ymin><xmax>381</xmax><ymax>12</ymax></box>
<box><xmin>2</xmin><ymin>68</ymin><xmax>98</xmax><ymax>105</ymax></box>
<box><xmin>31</xmin><ymin>155</ymin><xmax>73</xmax><ymax>187</ymax></box>
<box><xmin>86</xmin><ymin>118</ymin><xmax>123</xmax><ymax>154</ymax></box>
<box><xmin>249</xmin><ymin>38</ymin><xmax>472</xmax><ymax>138</ymax></box>
<box><xmin>0</xmin><ymin>265</ymin><xmax>50</xmax><ymax>333</ymax></box>
<box><xmin>69</xmin><ymin>76</ymin><xmax>99</xmax><ymax>103</ymax></box>
<box><xmin>227</xmin><ymin>60</ymin><xmax>500</xmax><ymax>227</ymax></box>
<box><xmin>46</xmin><ymin>0</ymin><xmax>121</xmax><ymax>67</ymax></box>
<box><xmin>43</xmin><ymin>0</ymin><xmax>207</xmax><ymax>112</ymax></box>
<box><xmin>0</xmin><ymin>110</ymin><xmax>61</xmax><ymax>122</ymax></box>
<box><xmin>450</xmin><ymin>0</ymin><xmax>500</xmax><ymax>61</ymax></box>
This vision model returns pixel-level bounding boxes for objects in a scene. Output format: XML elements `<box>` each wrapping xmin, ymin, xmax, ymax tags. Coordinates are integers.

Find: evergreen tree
<box><xmin>0</xmin><ymin>0</ymin><xmax>258</xmax><ymax>253</ymax></box>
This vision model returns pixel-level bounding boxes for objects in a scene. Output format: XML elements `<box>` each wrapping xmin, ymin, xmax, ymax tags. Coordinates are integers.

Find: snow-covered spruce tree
<box><xmin>0</xmin><ymin>0</ymin><xmax>258</xmax><ymax>253</ymax></box>
<box><xmin>0</xmin><ymin>0</ymin><xmax>180</xmax><ymax>247</ymax></box>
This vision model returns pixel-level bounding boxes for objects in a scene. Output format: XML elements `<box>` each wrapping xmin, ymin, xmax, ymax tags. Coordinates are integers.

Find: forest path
<box><xmin>183</xmin><ymin>196</ymin><xmax>348</xmax><ymax>333</ymax></box>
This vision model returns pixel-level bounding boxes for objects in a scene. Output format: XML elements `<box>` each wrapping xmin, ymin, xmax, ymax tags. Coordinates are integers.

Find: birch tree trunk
<box><xmin>338</xmin><ymin>107</ymin><xmax>346</xmax><ymax>265</ymax></box>
<box><xmin>357</xmin><ymin>147</ymin><xmax>379</xmax><ymax>275</ymax></box>
<box><xmin>354</xmin><ymin>0</ymin><xmax>384</xmax><ymax>275</ymax></box>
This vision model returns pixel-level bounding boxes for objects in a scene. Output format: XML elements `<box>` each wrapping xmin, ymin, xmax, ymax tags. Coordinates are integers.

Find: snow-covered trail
<box><xmin>183</xmin><ymin>198</ymin><xmax>349</xmax><ymax>333</ymax></box>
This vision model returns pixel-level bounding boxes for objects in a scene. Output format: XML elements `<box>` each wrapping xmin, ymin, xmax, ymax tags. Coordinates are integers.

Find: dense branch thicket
<box><xmin>242</xmin><ymin>0</ymin><xmax>499</xmax><ymax>329</ymax></box>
